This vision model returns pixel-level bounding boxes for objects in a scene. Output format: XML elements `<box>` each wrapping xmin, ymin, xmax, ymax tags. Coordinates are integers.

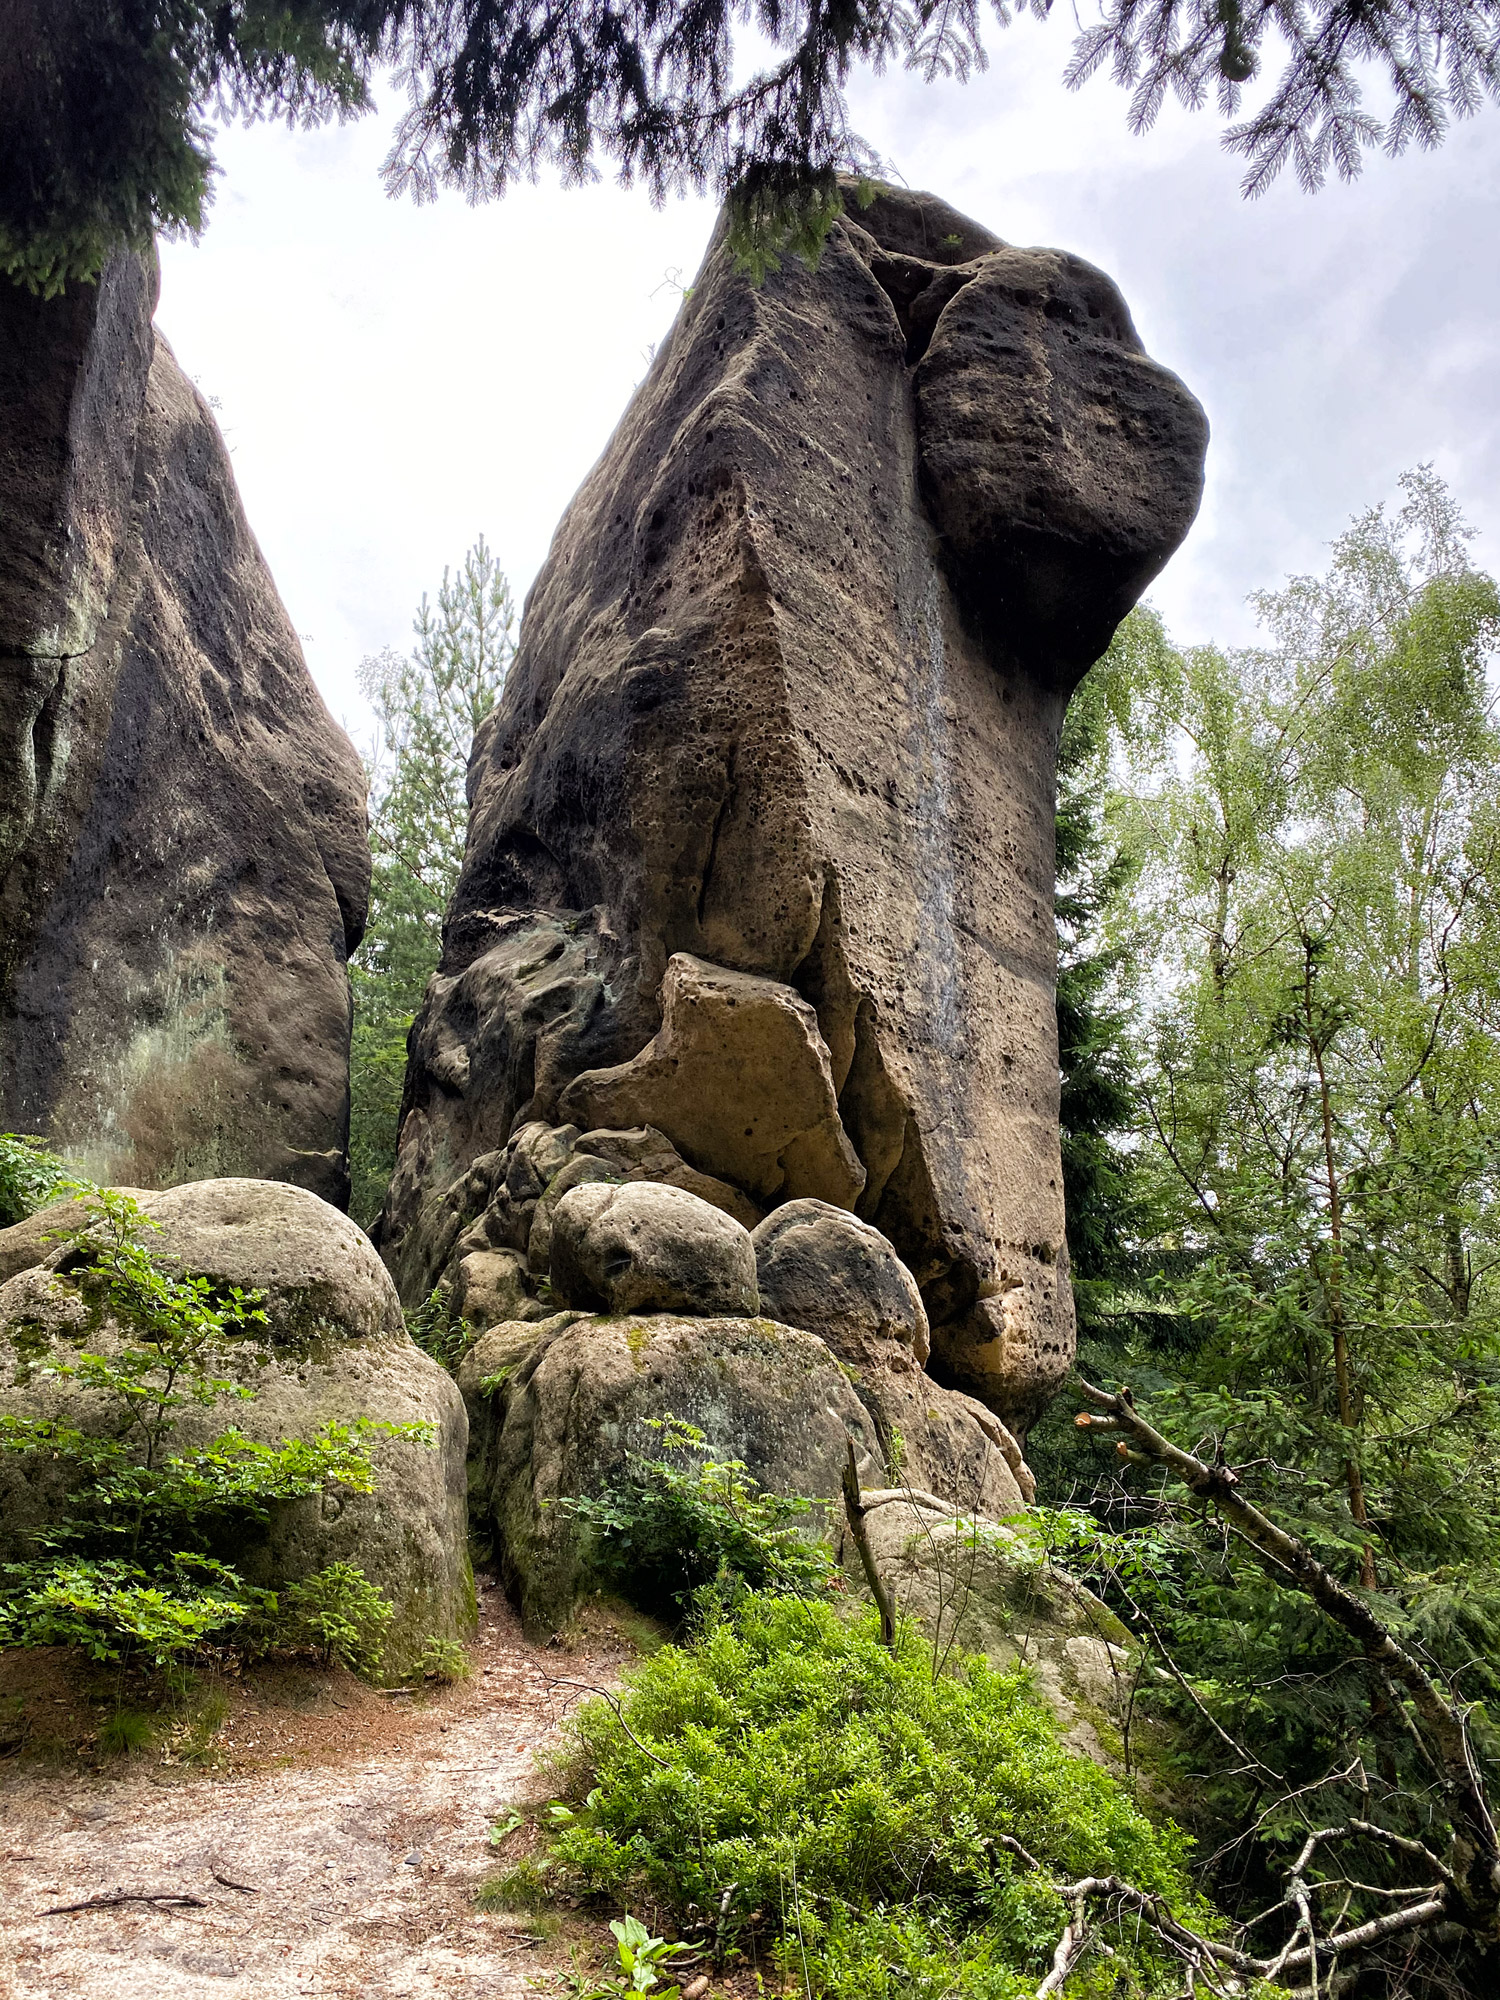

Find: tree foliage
<box><xmin>0</xmin><ymin>2</ymin><xmax>383</xmax><ymax>292</ymax></box>
<box><xmin>1035</xmin><ymin>467</ymin><xmax>1500</xmax><ymax>1992</ymax></box>
<box><xmin>9</xmin><ymin>0</ymin><xmax>1500</xmax><ymax>290</ymax></box>
<box><xmin>0</xmin><ymin>1178</ymin><xmax>427</xmax><ymax>1668</ymax></box>
<box><xmin>349</xmin><ymin>535</ymin><xmax>515</xmax><ymax>1226</ymax></box>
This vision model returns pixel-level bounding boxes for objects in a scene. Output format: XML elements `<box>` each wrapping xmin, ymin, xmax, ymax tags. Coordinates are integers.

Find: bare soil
<box><xmin>0</xmin><ymin>1576</ymin><xmax>645</xmax><ymax>2000</ymax></box>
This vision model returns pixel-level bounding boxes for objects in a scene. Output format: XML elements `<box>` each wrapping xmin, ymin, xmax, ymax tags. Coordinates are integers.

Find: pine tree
<box><xmin>348</xmin><ymin>535</ymin><xmax>516</xmax><ymax>1227</ymax></box>
<box><xmin>10</xmin><ymin>0</ymin><xmax>1500</xmax><ymax>291</ymax></box>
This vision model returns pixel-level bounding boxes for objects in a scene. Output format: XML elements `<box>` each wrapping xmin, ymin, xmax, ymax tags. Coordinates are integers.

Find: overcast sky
<box><xmin>155</xmin><ymin>21</ymin><xmax>1500</xmax><ymax>749</ymax></box>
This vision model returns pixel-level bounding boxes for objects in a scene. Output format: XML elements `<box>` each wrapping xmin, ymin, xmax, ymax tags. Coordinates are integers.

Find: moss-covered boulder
<box><xmin>0</xmin><ymin>1178</ymin><xmax>473</xmax><ymax>1673</ymax></box>
<box><xmin>849</xmin><ymin>1493</ymin><xmax>1136</xmax><ymax>1767</ymax></box>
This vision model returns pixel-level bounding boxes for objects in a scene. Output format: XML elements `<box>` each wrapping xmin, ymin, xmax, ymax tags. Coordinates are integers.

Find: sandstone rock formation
<box><xmin>0</xmin><ymin>253</ymin><xmax>369</xmax><ymax>1207</ymax></box>
<box><xmin>753</xmin><ymin>1197</ymin><xmax>931</xmax><ymax>1370</ymax></box>
<box><xmin>381</xmin><ymin>182</ymin><xmax>1206</xmax><ymax>1436</ymax></box>
<box><xmin>550</xmin><ymin>1179</ymin><xmax>761</xmax><ymax>1317</ymax></box>
<box><xmin>456</xmin><ymin>1267</ymin><xmax>1031</xmax><ymax>1633</ymax></box>
<box><xmin>0</xmin><ymin>1179</ymin><xmax>472</xmax><ymax>1672</ymax></box>
<box><xmin>462</xmin><ymin>1310</ymin><xmax>883</xmax><ymax>1631</ymax></box>
<box><xmin>557</xmin><ymin>954</ymin><xmax>865</xmax><ymax>1211</ymax></box>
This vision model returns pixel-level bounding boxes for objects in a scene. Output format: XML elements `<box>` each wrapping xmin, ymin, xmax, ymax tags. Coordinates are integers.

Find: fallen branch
<box><xmin>842</xmin><ymin>1437</ymin><xmax>897</xmax><ymax>1649</ymax></box>
<box><xmin>1075</xmin><ymin>1378</ymin><xmax>1500</xmax><ymax>1920</ymax></box>
<box><xmin>41</xmin><ymin>1891</ymin><xmax>207</xmax><ymax>1916</ymax></box>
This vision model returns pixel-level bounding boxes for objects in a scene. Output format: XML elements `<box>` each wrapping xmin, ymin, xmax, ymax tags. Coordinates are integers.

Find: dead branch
<box><xmin>40</xmin><ymin>1891</ymin><xmax>208</xmax><ymax>1915</ymax></box>
<box><xmin>1075</xmin><ymin>1379</ymin><xmax>1500</xmax><ymax>1918</ymax></box>
<box><xmin>209</xmin><ymin>1863</ymin><xmax>258</xmax><ymax>1893</ymax></box>
<box><xmin>841</xmin><ymin>1438</ymin><xmax>897</xmax><ymax>1650</ymax></box>
<box><xmin>540</xmin><ymin>1673</ymin><xmax>672</xmax><ymax>1770</ymax></box>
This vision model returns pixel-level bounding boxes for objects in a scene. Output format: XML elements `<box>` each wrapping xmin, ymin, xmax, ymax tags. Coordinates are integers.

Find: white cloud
<box><xmin>155</xmin><ymin>41</ymin><xmax>1500</xmax><ymax>742</ymax></box>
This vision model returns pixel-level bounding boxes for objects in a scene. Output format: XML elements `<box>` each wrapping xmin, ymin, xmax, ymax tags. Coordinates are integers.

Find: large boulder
<box><xmin>456</xmin><ymin>1305</ymin><xmax>1030</xmax><ymax>1633</ymax></box>
<box><xmin>549</xmin><ymin>1180</ymin><xmax>760</xmax><ymax>1318</ymax></box>
<box><xmin>460</xmin><ymin>1311</ymin><xmax>884</xmax><ymax>1633</ymax></box>
<box><xmin>0</xmin><ymin>1180</ymin><xmax>472</xmax><ymax>1673</ymax></box>
<box><xmin>753</xmin><ymin>1198</ymin><xmax>930</xmax><ymax>1369</ymax></box>
<box><xmin>746</xmin><ymin>1200</ymin><xmax>1032</xmax><ymax>1512</ymax></box>
<box><xmin>387</xmin><ymin>1116</ymin><xmax>760</xmax><ymax>1310</ymax></box>
<box><xmin>558</xmin><ymin>954</ymin><xmax>865</xmax><ymax>1210</ymax></box>
<box><xmin>378</xmin><ymin>181</ymin><xmax>1206</xmax><ymax>1437</ymax></box>
<box><xmin>0</xmin><ymin>253</ymin><xmax>368</xmax><ymax>1207</ymax></box>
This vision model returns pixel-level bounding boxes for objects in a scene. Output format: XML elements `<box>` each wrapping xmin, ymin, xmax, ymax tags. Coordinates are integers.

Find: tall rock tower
<box><xmin>0</xmin><ymin>253</ymin><xmax>370</xmax><ymax>1206</ymax></box>
<box><xmin>381</xmin><ymin>184</ymin><xmax>1207</xmax><ymax>1435</ymax></box>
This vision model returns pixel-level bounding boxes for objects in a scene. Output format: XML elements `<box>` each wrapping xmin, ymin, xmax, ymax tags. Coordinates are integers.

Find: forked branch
<box><xmin>1074</xmin><ymin>1377</ymin><xmax>1500</xmax><ymax>1932</ymax></box>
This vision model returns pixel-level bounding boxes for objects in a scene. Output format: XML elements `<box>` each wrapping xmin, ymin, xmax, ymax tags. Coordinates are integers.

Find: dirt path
<box><xmin>0</xmin><ymin>1581</ymin><xmax>632</xmax><ymax>2000</ymax></box>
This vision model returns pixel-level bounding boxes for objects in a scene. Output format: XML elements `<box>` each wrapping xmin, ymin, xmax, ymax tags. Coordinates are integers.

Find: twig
<box><xmin>995</xmin><ymin>1833</ymin><xmax>1040</xmax><ymax>1871</ymax></box>
<box><xmin>209</xmin><ymin>1865</ymin><xmax>258</xmax><ymax>1893</ymax></box>
<box><xmin>540</xmin><ymin>1674</ymin><xmax>672</xmax><ymax>1769</ymax></box>
<box><xmin>41</xmin><ymin>1891</ymin><xmax>208</xmax><ymax>1916</ymax></box>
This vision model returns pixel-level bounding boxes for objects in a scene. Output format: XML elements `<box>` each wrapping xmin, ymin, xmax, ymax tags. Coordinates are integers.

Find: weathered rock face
<box><xmin>0</xmin><ymin>1180</ymin><xmax>473</xmax><ymax>1673</ymax></box>
<box><xmin>558</xmin><ymin>954</ymin><xmax>865</xmax><ymax>1210</ymax></box>
<box><xmin>550</xmin><ymin>1180</ymin><xmax>761</xmax><ymax>1318</ymax></box>
<box><xmin>382</xmin><ymin>182</ymin><xmax>1206</xmax><ymax>1434</ymax></box>
<box><xmin>0</xmin><ymin>254</ymin><xmax>369</xmax><ymax>1208</ymax></box>
<box><xmin>454</xmin><ymin>1307</ymin><xmax>1027</xmax><ymax>1634</ymax></box>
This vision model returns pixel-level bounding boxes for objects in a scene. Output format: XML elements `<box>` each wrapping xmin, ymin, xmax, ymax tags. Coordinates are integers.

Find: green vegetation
<box><xmin>0</xmin><ymin>1132</ymin><xmax>71</xmax><ymax>1228</ymax></box>
<box><xmin>0</xmin><ymin>1180</ymin><xmax>427</xmax><ymax>1672</ymax></box>
<box><xmin>349</xmin><ymin>536</ymin><xmax>515</xmax><ymax>1226</ymax></box>
<box><xmin>279</xmin><ymin>1560</ymin><xmax>395</xmax><ymax>1673</ymax></box>
<box><xmin>530</xmin><ymin>1594</ymin><xmax>1199</xmax><ymax>2000</ymax></box>
<box><xmin>10</xmin><ymin>0</ymin><xmax>1496</xmax><ymax>292</ymax></box>
<box><xmin>414</xmin><ymin>1632</ymin><xmax>471</xmax><ymax>1682</ymax></box>
<box><xmin>554</xmin><ymin>1416</ymin><xmax>840</xmax><ymax>1623</ymax></box>
<box><xmin>568</xmin><ymin>1915</ymin><xmax>694</xmax><ymax>1999</ymax></box>
<box><xmin>1035</xmin><ymin>467</ymin><xmax>1500</xmax><ymax>1989</ymax></box>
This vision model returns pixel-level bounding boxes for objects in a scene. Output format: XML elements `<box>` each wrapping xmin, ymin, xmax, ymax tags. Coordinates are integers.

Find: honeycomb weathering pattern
<box><xmin>381</xmin><ymin>182</ymin><xmax>1208</xmax><ymax>1436</ymax></box>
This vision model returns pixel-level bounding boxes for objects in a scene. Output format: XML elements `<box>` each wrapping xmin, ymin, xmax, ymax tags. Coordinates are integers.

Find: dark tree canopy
<box><xmin>5</xmin><ymin>0</ymin><xmax>1500</xmax><ymax>289</ymax></box>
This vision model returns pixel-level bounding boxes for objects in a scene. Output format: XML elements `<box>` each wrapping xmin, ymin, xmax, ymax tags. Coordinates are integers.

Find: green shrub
<box><xmin>474</xmin><ymin>1856</ymin><xmax>556</xmax><ymax>1913</ymax></box>
<box><xmin>0</xmin><ymin>1184</ymin><xmax>431</xmax><ymax>1670</ymax></box>
<box><xmin>279</xmin><ymin>1563</ymin><xmax>395</xmax><ymax>1674</ymax></box>
<box><xmin>555</xmin><ymin>1417</ymin><xmax>840</xmax><ymax>1623</ymax></box>
<box><xmin>544</xmin><ymin>1593</ymin><xmax>1203</xmax><ymax>1999</ymax></box>
<box><xmin>0</xmin><ymin>1133</ymin><xmax>74</xmax><ymax>1228</ymax></box>
<box><xmin>414</xmin><ymin>1632</ymin><xmax>471</xmax><ymax>1682</ymax></box>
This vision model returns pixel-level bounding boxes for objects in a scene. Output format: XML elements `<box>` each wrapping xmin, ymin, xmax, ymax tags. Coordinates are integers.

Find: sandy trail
<box><xmin>0</xmin><ymin>1582</ymin><xmax>627</xmax><ymax>2000</ymax></box>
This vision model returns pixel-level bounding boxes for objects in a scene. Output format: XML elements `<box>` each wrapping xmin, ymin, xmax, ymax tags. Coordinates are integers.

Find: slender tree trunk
<box><xmin>1302</xmin><ymin>948</ymin><xmax>1376</xmax><ymax>1590</ymax></box>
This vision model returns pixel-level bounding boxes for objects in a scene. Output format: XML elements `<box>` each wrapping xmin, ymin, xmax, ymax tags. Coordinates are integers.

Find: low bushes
<box><xmin>506</xmin><ymin>1593</ymin><xmax>1204</xmax><ymax>1999</ymax></box>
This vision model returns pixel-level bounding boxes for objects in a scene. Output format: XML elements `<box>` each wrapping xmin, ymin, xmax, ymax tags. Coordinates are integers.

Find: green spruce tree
<box><xmin>10</xmin><ymin>1</ymin><xmax>1500</xmax><ymax>291</ymax></box>
<box><xmin>348</xmin><ymin>535</ymin><xmax>516</xmax><ymax>1227</ymax></box>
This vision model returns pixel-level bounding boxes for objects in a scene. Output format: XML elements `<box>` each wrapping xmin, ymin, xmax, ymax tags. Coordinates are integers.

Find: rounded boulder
<box><xmin>0</xmin><ymin>1179</ymin><xmax>473</xmax><ymax>1675</ymax></box>
<box><xmin>752</xmin><ymin>1198</ymin><xmax>931</xmax><ymax>1368</ymax></box>
<box><xmin>549</xmin><ymin>1180</ymin><xmax>759</xmax><ymax>1318</ymax></box>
